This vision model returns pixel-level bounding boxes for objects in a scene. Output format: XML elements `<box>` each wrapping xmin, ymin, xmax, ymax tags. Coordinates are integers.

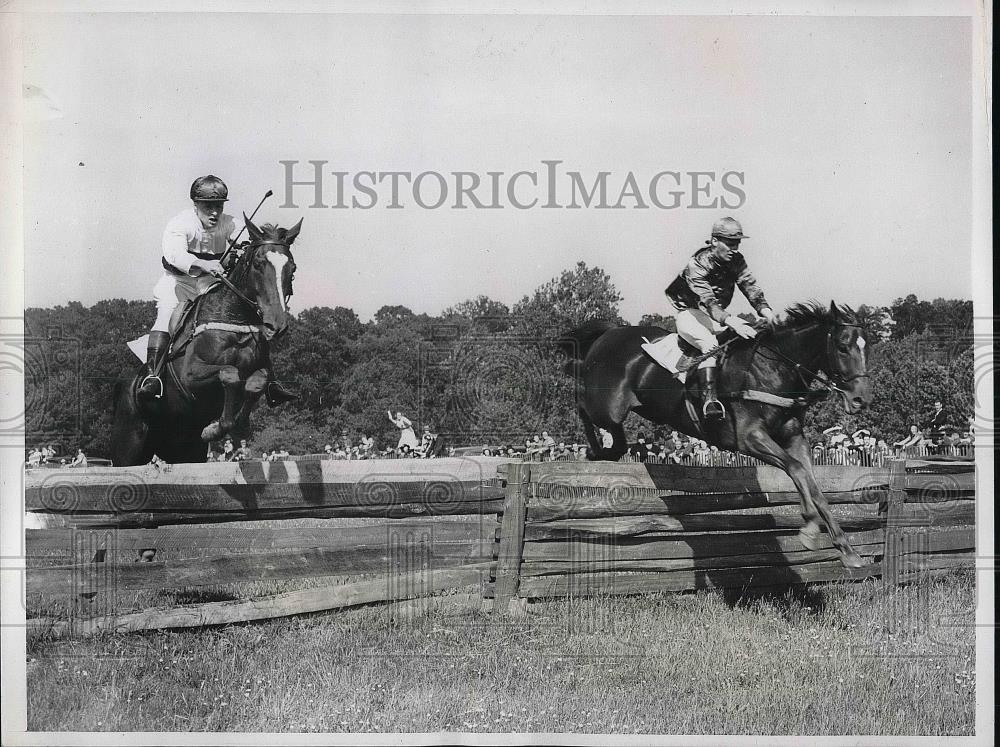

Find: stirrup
<box><xmin>702</xmin><ymin>398</ymin><xmax>726</xmax><ymax>420</ymax></box>
<box><xmin>139</xmin><ymin>374</ymin><xmax>164</xmax><ymax>399</ymax></box>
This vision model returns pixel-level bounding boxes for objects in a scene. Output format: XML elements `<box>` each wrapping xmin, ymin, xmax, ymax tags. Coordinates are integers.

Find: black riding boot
<box><xmin>137</xmin><ymin>331</ymin><xmax>169</xmax><ymax>400</ymax></box>
<box><xmin>260</xmin><ymin>339</ymin><xmax>297</xmax><ymax>407</ymax></box>
<box><xmin>699</xmin><ymin>365</ymin><xmax>726</xmax><ymax>420</ymax></box>
<box><xmin>265</xmin><ymin>379</ymin><xmax>298</xmax><ymax>407</ymax></box>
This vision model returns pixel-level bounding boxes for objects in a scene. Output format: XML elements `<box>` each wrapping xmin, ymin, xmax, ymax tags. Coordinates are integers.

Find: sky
<box><xmin>20</xmin><ymin>11</ymin><xmax>974</xmax><ymax>323</ymax></box>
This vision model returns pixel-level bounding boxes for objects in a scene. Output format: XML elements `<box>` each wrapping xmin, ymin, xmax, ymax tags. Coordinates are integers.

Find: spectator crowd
<box><xmin>25</xmin><ymin>402</ymin><xmax>975</xmax><ymax>468</ymax></box>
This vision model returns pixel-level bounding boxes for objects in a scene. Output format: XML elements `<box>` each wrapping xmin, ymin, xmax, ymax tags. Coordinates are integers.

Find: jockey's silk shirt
<box><xmin>665</xmin><ymin>245</ymin><xmax>770</xmax><ymax>323</ymax></box>
<box><xmin>162</xmin><ymin>207</ymin><xmax>239</xmax><ymax>275</ymax></box>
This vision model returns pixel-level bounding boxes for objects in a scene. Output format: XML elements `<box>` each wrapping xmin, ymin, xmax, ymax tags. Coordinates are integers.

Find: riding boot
<box><xmin>258</xmin><ymin>338</ymin><xmax>297</xmax><ymax>407</ymax></box>
<box><xmin>137</xmin><ymin>331</ymin><xmax>169</xmax><ymax>400</ymax></box>
<box><xmin>265</xmin><ymin>379</ymin><xmax>298</xmax><ymax>407</ymax></box>
<box><xmin>699</xmin><ymin>364</ymin><xmax>726</xmax><ymax>420</ymax></box>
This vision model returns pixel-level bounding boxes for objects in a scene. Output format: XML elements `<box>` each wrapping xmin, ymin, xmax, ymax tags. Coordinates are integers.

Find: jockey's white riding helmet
<box><xmin>710</xmin><ymin>217</ymin><xmax>749</xmax><ymax>242</ymax></box>
<box><xmin>190</xmin><ymin>175</ymin><xmax>229</xmax><ymax>202</ymax></box>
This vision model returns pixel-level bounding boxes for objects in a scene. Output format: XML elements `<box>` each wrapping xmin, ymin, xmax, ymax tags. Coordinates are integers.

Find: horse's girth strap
<box><xmin>731</xmin><ymin>389</ymin><xmax>806</xmax><ymax>408</ymax></box>
<box><xmin>193</xmin><ymin>322</ymin><xmax>264</xmax><ymax>337</ymax></box>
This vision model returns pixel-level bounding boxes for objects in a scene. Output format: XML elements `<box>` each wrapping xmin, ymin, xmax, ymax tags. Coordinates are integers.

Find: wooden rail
<box><xmin>23</xmin><ymin>457</ymin><xmax>975</xmax><ymax>636</ymax></box>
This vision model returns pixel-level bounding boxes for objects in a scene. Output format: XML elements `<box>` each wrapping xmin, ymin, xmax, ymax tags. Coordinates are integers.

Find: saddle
<box><xmin>640</xmin><ymin>327</ymin><xmax>742</xmax><ymax>382</ymax></box>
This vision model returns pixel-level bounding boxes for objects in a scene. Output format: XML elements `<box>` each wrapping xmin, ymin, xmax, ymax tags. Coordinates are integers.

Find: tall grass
<box><xmin>26</xmin><ymin>570</ymin><xmax>975</xmax><ymax>735</ymax></box>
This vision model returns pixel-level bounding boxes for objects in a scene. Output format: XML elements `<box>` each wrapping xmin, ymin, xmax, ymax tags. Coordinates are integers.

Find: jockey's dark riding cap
<box><xmin>190</xmin><ymin>175</ymin><xmax>229</xmax><ymax>202</ymax></box>
<box><xmin>711</xmin><ymin>217</ymin><xmax>749</xmax><ymax>240</ymax></box>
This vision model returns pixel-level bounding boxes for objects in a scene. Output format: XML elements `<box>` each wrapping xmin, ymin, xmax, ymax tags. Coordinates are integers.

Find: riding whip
<box><xmin>219</xmin><ymin>189</ymin><xmax>273</xmax><ymax>267</ymax></box>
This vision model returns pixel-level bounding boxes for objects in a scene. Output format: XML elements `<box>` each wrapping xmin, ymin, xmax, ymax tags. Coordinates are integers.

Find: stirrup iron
<box><xmin>140</xmin><ymin>374</ymin><xmax>164</xmax><ymax>399</ymax></box>
<box><xmin>702</xmin><ymin>398</ymin><xmax>726</xmax><ymax>420</ymax></box>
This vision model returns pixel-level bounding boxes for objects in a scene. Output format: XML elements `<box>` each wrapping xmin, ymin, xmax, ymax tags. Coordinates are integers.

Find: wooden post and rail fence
<box><xmin>21</xmin><ymin>455</ymin><xmax>976</xmax><ymax>637</ymax></box>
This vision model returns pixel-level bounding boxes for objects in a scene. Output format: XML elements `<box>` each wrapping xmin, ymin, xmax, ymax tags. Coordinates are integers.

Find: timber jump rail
<box><xmin>22</xmin><ymin>456</ymin><xmax>976</xmax><ymax>636</ymax></box>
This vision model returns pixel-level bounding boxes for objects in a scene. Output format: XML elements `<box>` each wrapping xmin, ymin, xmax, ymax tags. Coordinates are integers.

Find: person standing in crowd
<box><xmin>923</xmin><ymin>400</ymin><xmax>948</xmax><ymax>437</ymax></box>
<box><xmin>923</xmin><ymin>400</ymin><xmax>950</xmax><ymax>453</ymax></box>
<box><xmin>68</xmin><ymin>448</ymin><xmax>88</xmax><ymax>468</ymax></box>
<box><xmin>235</xmin><ymin>439</ymin><xmax>253</xmax><ymax>461</ymax></box>
<box><xmin>359</xmin><ymin>434</ymin><xmax>375</xmax><ymax>457</ymax></box>
<box><xmin>629</xmin><ymin>432</ymin><xmax>650</xmax><ymax>463</ymax></box>
<box><xmin>539</xmin><ymin>431</ymin><xmax>556</xmax><ymax>460</ymax></box>
<box><xmin>222</xmin><ymin>438</ymin><xmax>235</xmax><ymax>461</ymax></box>
<box><xmin>419</xmin><ymin>425</ymin><xmax>438</xmax><ymax>458</ymax></box>
<box><xmin>388</xmin><ymin>410</ymin><xmax>419</xmax><ymax>454</ymax></box>
<box><xmin>27</xmin><ymin>448</ymin><xmax>43</xmax><ymax>468</ymax></box>
<box><xmin>894</xmin><ymin>425</ymin><xmax>924</xmax><ymax>453</ymax></box>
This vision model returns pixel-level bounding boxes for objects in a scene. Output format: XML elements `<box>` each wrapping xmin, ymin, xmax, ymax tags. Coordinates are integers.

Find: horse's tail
<box><xmin>555</xmin><ymin>319</ymin><xmax>620</xmax><ymax>377</ymax></box>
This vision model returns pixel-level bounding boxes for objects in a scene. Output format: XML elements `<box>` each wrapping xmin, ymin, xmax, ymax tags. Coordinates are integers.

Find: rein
<box><xmin>750</xmin><ymin>322</ymin><xmax>871</xmax><ymax>403</ymax></box>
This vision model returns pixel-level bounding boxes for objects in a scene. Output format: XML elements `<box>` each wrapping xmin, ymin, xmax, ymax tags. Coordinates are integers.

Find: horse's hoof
<box><xmin>798</xmin><ymin>528</ymin><xmax>823</xmax><ymax>551</ymax></box>
<box><xmin>201</xmin><ymin>422</ymin><xmax>222</xmax><ymax>441</ymax></box>
<box><xmin>840</xmin><ymin>552</ymin><xmax>866</xmax><ymax>569</ymax></box>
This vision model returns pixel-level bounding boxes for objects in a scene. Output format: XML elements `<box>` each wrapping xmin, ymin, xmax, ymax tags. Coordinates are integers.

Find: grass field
<box><xmin>25</xmin><ymin>569</ymin><xmax>976</xmax><ymax>735</ymax></box>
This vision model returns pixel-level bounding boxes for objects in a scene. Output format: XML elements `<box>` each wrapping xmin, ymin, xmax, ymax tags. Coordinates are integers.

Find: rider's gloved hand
<box><xmin>759</xmin><ymin>307</ymin><xmax>775</xmax><ymax>322</ymax></box>
<box><xmin>725</xmin><ymin>315</ymin><xmax>758</xmax><ymax>339</ymax></box>
<box><xmin>193</xmin><ymin>258</ymin><xmax>224</xmax><ymax>277</ymax></box>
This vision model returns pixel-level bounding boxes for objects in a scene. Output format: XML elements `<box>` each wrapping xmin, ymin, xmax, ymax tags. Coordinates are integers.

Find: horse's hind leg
<box><xmin>578</xmin><ymin>406</ymin><xmax>604</xmax><ymax>460</ymax></box>
<box><xmin>597</xmin><ymin>421</ymin><xmax>630</xmax><ymax>462</ymax></box>
<box><xmin>110</xmin><ymin>376</ymin><xmax>153</xmax><ymax>466</ymax></box>
<box><xmin>582</xmin><ymin>411</ymin><xmax>629</xmax><ymax>462</ymax></box>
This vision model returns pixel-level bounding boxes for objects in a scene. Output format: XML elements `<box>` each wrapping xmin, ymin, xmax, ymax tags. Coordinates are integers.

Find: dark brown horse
<box><xmin>558</xmin><ymin>302</ymin><xmax>873</xmax><ymax>568</ymax></box>
<box><xmin>111</xmin><ymin>216</ymin><xmax>301</xmax><ymax>466</ymax></box>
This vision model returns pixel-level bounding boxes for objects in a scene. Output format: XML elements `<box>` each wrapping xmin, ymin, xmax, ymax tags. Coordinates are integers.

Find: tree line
<box><xmin>23</xmin><ymin>264</ymin><xmax>973</xmax><ymax>458</ymax></box>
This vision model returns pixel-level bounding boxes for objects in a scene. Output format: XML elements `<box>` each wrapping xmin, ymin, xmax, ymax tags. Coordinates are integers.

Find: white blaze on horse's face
<box><xmin>857</xmin><ymin>333</ymin><xmax>866</xmax><ymax>365</ymax></box>
<box><xmin>266</xmin><ymin>251</ymin><xmax>289</xmax><ymax>311</ymax></box>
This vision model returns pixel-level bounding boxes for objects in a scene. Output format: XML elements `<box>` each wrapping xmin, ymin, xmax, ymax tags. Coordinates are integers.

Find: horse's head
<box><xmin>766</xmin><ymin>301</ymin><xmax>873</xmax><ymax>415</ymax></box>
<box><xmin>240</xmin><ymin>215</ymin><xmax>302</xmax><ymax>340</ymax></box>
<box><xmin>823</xmin><ymin>301</ymin><xmax>873</xmax><ymax>414</ymax></box>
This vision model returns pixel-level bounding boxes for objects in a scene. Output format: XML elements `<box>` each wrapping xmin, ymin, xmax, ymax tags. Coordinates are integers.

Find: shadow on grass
<box><xmin>716</xmin><ymin>583</ymin><xmax>828</xmax><ymax>617</ymax></box>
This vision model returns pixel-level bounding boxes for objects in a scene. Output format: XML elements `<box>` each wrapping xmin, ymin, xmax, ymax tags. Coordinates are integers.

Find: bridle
<box><xmin>215</xmin><ymin>238</ymin><xmax>294</xmax><ymax>319</ymax></box>
<box><xmin>754</xmin><ymin>321</ymin><xmax>871</xmax><ymax>397</ymax></box>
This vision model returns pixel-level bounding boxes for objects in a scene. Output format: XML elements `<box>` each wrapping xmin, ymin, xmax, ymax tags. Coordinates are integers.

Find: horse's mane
<box><xmin>763</xmin><ymin>300</ymin><xmax>857</xmax><ymax>337</ymax></box>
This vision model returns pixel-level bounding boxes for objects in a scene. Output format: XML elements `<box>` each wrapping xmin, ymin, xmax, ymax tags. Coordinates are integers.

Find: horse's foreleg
<box><xmin>780</xmin><ymin>434</ymin><xmax>826</xmax><ymax>545</ymax></box>
<box><xmin>744</xmin><ymin>427</ymin><xmax>863</xmax><ymax>568</ymax></box>
<box><xmin>232</xmin><ymin>369</ymin><xmax>268</xmax><ymax>429</ymax></box>
<box><xmin>201</xmin><ymin>366</ymin><xmax>244</xmax><ymax>442</ymax></box>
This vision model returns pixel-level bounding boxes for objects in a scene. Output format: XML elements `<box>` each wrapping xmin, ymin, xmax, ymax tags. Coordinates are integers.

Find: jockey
<box><xmin>137</xmin><ymin>175</ymin><xmax>296</xmax><ymax>405</ymax></box>
<box><xmin>665</xmin><ymin>217</ymin><xmax>775</xmax><ymax>420</ymax></box>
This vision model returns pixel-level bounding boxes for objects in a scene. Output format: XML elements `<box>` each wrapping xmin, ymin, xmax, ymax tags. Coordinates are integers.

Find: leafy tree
<box><xmin>374</xmin><ymin>304</ymin><xmax>414</xmax><ymax>325</ymax></box>
<box><xmin>247</xmin><ymin>407</ymin><xmax>330</xmax><ymax>454</ymax></box>
<box><xmin>890</xmin><ymin>295</ymin><xmax>972</xmax><ymax>340</ymax></box>
<box><xmin>442</xmin><ymin>295</ymin><xmax>511</xmax><ymax>334</ymax></box>
<box><xmin>853</xmin><ymin>304</ymin><xmax>895</xmax><ymax>343</ymax></box>
<box><xmin>269</xmin><ymin>305</ymin><xmax>363</xmax><ymax>411</ymax></box>
<box><xmin>512</xmin><ymin>261</ymin><xmax>624</xmax><ymax>335</ymax></box>
<box><xmin>636</xmin><ymin>313</ymin><xmax>676</xmax><ymax>332</ymax></box>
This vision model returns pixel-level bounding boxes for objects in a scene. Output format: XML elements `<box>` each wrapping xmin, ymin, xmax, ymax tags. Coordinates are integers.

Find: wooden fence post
<box><xmin>881</xmin><ymin>459</ymin><xmax>907</xmax><ymax>586</ymax></box>
<box><xmin>492</xmin><ymin>462</ymin><xmax>529</xmax><ymax>616</ymax></box>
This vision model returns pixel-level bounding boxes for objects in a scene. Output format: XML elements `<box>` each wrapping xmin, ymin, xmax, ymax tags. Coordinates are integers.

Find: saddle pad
<box><xmin>640</xmin><ymin>334</ymin><xmax>688</xmax><ymax>383</ymax></box>
<box><xmin>126</xmin><ymin>334</ymin><xmax>148</xmax><ymax>362</ymax></box>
